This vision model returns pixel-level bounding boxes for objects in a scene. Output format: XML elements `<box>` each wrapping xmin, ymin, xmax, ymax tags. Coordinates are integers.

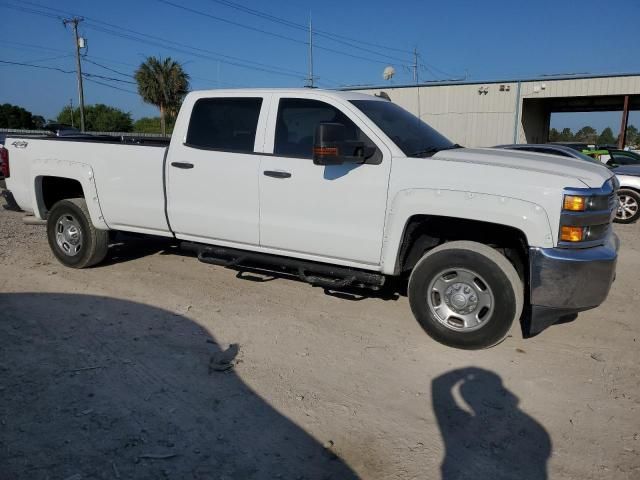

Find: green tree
<box><xmin>0</xmin><ymin>103</ymin><xmax>44</xmax><ymax>129</ymax></box>
<box><xmin>133</xmin><ymin>116</ymin><xmax>175</xmax><ymax>134</ymax></box>
<box><xmin>32</xmin><ymin>115</ymin><xmax>46</xmax><ymax>129</ymax></box>
<box><xmin>597</xmin><ymin>127</ymin><xmax>616</xmax><ymax>146</ymax></box>
<box><xmin>574</xmin><ymin>126</ymin><xmax>597</xmax><ymax>143</ymax></box>
<box><xmin>548</xmin><ymin>127</ymin><xmax>561</xmax><ymax>142</ymax></box>
<box><xmin>57</xmin><ymin>104</ymin><xmax>133</xmax><ymax>132</ymax></box>
<box><xmin>135</xmin><ymin>57</ymin><xmax>190</xmax><ymax>136</ymax></box>
<box><xmin>623</xmin><ymin>125</ymin><xmax>639</xmax><ymax>147</ymax></box>
<box><xmin>557</xmin><ymin>127</ymin><xmax>574</xmax><ymax>141</ymax></box>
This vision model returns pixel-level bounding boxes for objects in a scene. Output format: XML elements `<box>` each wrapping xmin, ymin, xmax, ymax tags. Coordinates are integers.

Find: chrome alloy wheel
<box><xmin>617</xmin><ymin>194</ymin><xmax>639</xmax><ymax>221</ymax></box>
<box><xmin>55</xmin><ymin>214</ymin><xmax>83</xmax><ymax>256</ymax></box>
<box><xmin>427</xmin><ymin>268</ymin><xmax>495</xmax><ymax>332</ymax></box>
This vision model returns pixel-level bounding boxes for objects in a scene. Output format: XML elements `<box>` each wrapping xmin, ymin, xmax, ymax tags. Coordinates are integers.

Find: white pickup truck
<box><xmin>1</xmin><ymin>89</ymin><xmax>620</xmax><ymax>349</ymax></box>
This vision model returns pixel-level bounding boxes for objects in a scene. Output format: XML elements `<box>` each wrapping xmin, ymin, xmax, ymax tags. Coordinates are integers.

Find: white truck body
<box><xmin>2</xmin><ymin>88</ymin><xmax>619</xmax><ymax>348</ymax></box>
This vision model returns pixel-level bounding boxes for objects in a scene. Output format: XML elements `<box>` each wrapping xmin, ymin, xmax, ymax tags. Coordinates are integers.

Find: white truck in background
<box><xmin>1</xmin><ymin>89</ymin><xmax>620</xmax><ymax>349</ymax></box>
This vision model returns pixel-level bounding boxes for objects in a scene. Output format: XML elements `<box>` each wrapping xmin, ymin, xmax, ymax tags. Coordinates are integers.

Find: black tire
<box><xmin>614</xmin><ymin>189</ymin><xmax>640</xmax><ymax>224</ymax></box>
<box><xmin>408</xmin><ymin>241</ymin><xmax>523</xmax><ymax>350</ymax></box>
<box><xmin>47</xmin><ymin>198</ymin><xmax>109</xmax><ymax>268</ymax></box>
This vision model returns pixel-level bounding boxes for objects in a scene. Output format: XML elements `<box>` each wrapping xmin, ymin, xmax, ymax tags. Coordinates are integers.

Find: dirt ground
<box><xmin>0</xmin><ymin>203</ymin><xmax>639</xmax><ymax>480</ymax></box>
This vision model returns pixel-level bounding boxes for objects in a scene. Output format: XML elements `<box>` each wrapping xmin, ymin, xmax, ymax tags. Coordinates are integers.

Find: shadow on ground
<box><xmin>0</xmin><ymin>293</ymin><xmax>359</xmax><ymax>479</ymax></box>
<box><xmin>432</xmin><ymin>367</ymin><xmax>552</xmax><ymax>480</ymax></box>
<box><xmin>104</xmin><ymin>234</ymin><xmax>402</xmax><ymax>302</ymax></box>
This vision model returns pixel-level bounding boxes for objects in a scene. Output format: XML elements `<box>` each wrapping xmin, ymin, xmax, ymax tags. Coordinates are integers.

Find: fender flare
<box><xmin>380</xmin><ymin>188</ymin><xmax>555</xmax><ymax>275</ymax></box>
<box><xmin>30</xmin><ymin>158</ymin><xmax>109</xmax><ymax>230</ymax></box>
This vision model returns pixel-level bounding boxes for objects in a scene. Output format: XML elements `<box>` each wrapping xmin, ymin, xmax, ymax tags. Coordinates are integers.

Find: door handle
<box><xmin>263</xmin><ymin>170</ymin><xmax>291</xmax><ymax>179</ymax></box>
<box><xmin>171</xmin><ymin>162</ymin><xmax>194</xmax><ymax>169</ymax></box>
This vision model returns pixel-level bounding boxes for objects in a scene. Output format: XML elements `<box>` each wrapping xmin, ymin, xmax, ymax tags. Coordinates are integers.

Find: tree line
<box><xmin>0</xmin><ymin>56</ymin><xmax>189</xmax><ymax>135</ymax></box>
<box><xmin>549</xmin><ymin>125</ymin><xmax>639</xmax><ymax>146</ymax></box>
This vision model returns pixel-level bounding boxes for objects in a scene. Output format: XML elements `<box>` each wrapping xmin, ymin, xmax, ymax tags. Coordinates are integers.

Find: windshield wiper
<box><xmin>407</xmin><ymin>147</ymin><xmax>440</xmax><ymax>157</ymax></box>
<box><xmin>441</xmin><ymin>143</ymin><xmax>463</xmax><ymax>150</ymax></box>
<box><xmin>407</xmin><ymin>144</ymin><xmax>463</xmax><ymax>157</ymax></box>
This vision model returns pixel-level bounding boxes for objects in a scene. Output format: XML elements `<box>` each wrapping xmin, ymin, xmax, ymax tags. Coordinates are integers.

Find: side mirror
<box><xmin>313</xmin><ymin>122</ymin><xmax>367</xmax><ymax>166</ymax></box>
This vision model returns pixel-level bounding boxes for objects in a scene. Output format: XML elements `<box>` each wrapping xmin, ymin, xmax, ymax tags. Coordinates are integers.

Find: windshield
<box><xmin>350</xmin><ymin>100</ymin><xmax>457</xmax><ymax>156</ymax></box>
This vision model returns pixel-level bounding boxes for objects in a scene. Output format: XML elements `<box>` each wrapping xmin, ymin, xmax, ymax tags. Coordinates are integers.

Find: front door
<box><xmin>258</xmin><ymin>96</ymin><xmax>391</xmax><ymax>267</ymax></box>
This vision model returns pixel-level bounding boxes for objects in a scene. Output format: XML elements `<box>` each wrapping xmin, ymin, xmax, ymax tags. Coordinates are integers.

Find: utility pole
<box><xmin>618</xmin><ymin>95</ymin><xmax>630</xmax><ymax>149</ymax></box>
<box><xmin>306</xmin><ymin>16</ymin><xmax>314</xmax><ymax>88</ymax></box>
<box><xmin>412</xmin><ymin>48</ymin><xmax>421</xmax><ymax>120</ymax></box>
<box><xmin>69</xmin><ymin>98</ymin><xmax>74</xmax><ymax>128</ymax></box>
<box><xmin>63</xmin><ymin>17</ymin><xmax>86</xmax><ymax>132</ymax></box>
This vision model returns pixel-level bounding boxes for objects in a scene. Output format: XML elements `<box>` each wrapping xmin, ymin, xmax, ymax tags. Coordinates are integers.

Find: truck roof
<box><xmin>184</xmin><ymin>88</ymin><xmax>384</xmax><ymax>102</ymax></box>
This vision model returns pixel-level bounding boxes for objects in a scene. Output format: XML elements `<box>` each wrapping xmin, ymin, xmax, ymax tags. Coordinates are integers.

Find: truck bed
<box><xmin>5</xmin><ymin>133</ymin><xmax>171</xmax><ymax>147</ymax></box>
<box><xmin>5</xmin><ymin>135</ymin><xmax>172</xmax><ymax>237</ymax></box>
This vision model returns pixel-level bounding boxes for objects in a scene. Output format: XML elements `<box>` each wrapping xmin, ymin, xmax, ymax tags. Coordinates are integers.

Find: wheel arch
<box><xmin>380</xmin><ymin>189</ymin><xmax>553</xmax><ymax>276</ymax></box>
<box><xmin>393</xmin><ymin>215</ymin><xmax>529</xmax><ymax>280</ymax></box>
<box><xmin>30</xmin><ymin>159</ymin><xmax>108</xmax><ymax>230</ymax></box>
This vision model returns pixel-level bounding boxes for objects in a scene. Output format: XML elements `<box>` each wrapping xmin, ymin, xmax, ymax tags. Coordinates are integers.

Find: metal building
<box><xmin>347</xmin><ymin>73</ymin><xmax>640</xmax><ymax>148</ymax></box>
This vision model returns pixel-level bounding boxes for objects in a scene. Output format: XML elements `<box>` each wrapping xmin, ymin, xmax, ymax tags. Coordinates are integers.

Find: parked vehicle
<box><xmin>496</xmin><ymin>143</ymin><xmax>640</xmax><ymax>224</ymax></box>
<box><xmin>3</xmin><ymin>89</ymin><xmax>619</xmax><ymax>349</ymax></box>
<box><xmin>599</xmin><ymin>149</ymin><xmax>640</xmax><ymax>167</ymax></box>
<box><xmin>42</xmin><ymin>123</ymin><xmax>88</xmax><ymax>137</ymax></box>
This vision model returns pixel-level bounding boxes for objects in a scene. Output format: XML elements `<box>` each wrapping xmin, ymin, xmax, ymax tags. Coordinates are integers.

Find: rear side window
<box><xmin>186</xmin><ymin>97</ymin><xmax>263</xmax><ymax>153</ymax></box>
<box><xmin>274</xmin><ymin>98</ymin><xmax>375</xmax><ymax>159</ymax></box>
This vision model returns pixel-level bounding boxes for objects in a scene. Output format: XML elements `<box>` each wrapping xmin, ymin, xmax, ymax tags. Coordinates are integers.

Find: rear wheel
<box><xmin>615</xmin><ymin>189</ymin><xmax>640</xmax><ymax>224</ymax></box>
<box><xmin>47</xmin><ymin>198</ymin><xmax>109</xmax><ymax>268</ymax></box>
<box><xmin>408</xmin><ymin>241</ymin><xmax>523</xmax><ymax>349</ymax></box>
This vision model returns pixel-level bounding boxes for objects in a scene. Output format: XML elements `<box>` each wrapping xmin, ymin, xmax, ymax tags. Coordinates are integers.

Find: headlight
<box><xmin>559</xmin><ymin>181</ymin><xmax>616</xmax><ymax>248</ymax></box>
<box><xmin>563</xmin><ymin>195</ymin><xmax>587</xmax><ymax>211</ymax></box>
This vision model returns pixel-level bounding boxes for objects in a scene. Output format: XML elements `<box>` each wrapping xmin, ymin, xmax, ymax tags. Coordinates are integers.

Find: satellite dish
<box><xmin>383</xmin><ymin>66</ymin><xmax>395</xmax><ymax>81</ymax></box>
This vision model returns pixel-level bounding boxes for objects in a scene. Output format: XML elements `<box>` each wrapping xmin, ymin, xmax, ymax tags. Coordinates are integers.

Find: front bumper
<box><xmin>524</xmin><ymin>232</ymin><xmax>619</xmax><ymax>336</ymax></box>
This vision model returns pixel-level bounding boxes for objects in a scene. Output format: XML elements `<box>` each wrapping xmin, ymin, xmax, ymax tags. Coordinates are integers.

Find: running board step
<box><xmin>181</xmin><ymin>242</ymin><xmax>385</xmax><ymax>290</ymax></box>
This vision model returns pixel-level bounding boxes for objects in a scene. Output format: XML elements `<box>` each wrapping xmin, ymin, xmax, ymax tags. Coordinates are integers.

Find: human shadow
<box><xmin>432</xmin><ymin>367</ymin><xmax>551</xmax><ymax>480</ymax></box>
<box><xmin>0</xmin><ymin>293</ymin><xmax>359</xmax><ymax>480</ymax></box>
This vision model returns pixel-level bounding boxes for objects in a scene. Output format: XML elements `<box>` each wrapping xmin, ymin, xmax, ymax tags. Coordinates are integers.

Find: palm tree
<box><xmin>135</xmin><ymin>57</ymin><xmax>190</xmax><ymax>135</ymax></box>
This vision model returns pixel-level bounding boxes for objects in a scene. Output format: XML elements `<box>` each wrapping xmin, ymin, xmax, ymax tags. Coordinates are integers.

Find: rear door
<box><xmin>166</xmin><ymin>94</ymin><xmax>270</xmax><ymax>246</ymax></box>
<box><xmin>258</xmin><ymin>94</ymin><xmax>391</xmax><ymax>267</ymax></box>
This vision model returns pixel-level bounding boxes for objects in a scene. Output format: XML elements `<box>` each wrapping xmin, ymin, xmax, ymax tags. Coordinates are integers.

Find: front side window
<box><xmin>274</xmin><ymin>98</ymin><xmax>376</xmax><ymax>159</ymax></box>
<box><xmin>350</xmin><ymin>99</ymin><xmax>456</xmax><ymax>157</ymax></box>
<box><xmin>186</xmin><ymin>97</ymin><xmax>263</xmax><ymax>153</ymax></box>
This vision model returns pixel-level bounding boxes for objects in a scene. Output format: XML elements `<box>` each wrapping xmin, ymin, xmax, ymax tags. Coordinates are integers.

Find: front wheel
<box><xmin>47</xmin><ymin>198</ymin><xmax>109</xmax><ymax>268</ymax></box>
<box><xmin>408</xmin><ymin>241</ymin><xmax>523</xmax><ymax>349</ymax></box>
<box><xmin>615</xmin><ymin>189</ymin><xmax>640</xmax><ymax>224</ymax></box>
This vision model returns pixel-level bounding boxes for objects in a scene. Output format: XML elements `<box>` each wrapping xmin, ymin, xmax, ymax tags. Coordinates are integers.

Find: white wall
<box><xmin>354</xmin><ymin>76</ymin><xmax>640</xmax><ymax>148</ymax></box>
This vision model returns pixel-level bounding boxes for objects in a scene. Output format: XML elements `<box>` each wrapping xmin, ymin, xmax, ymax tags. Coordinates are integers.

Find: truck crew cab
<box><xmin>1</xmin><ymin>89</ymin><xmax>619</xmax><ymax>349</ymax></box>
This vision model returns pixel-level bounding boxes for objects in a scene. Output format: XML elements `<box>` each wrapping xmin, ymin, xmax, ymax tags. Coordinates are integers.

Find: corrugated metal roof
<box><xmin>341</xmin><ymin>72</ymin><xmax>640</xmax><ymax>90</ymax></box>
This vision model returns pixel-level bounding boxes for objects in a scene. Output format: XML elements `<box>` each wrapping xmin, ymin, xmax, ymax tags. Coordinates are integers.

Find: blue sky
<box><xmin>1</xmin><ymin>0</ymin><xmax>639</xmax><ymax>130</ymax></box>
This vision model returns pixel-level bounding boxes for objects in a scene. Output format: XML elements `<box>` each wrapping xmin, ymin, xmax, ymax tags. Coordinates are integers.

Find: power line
<box><xmin>0</xmin><ymin>58</ymin><xmax>74</xmax><ymax>73</ymax></box>
<box><xmin>2</xmin><ymin>1</ymin><xmax>310</xmax><ymax>80</ymax></box>
<box><xmin>83</xmin><ymin>58</ymin><xmax>135</xmax><ymax>79</ymax></box>
<box><xmin>83</xmin><ymin>77</ymin><xmax>138</xmax><ymax>95</ymax></box>
<box><xmin>0</xmin><ymin>58</ymin><xmax>136</xmax><ymax>86</ymax></box>
<box><xmin>157</xmin><ymin>0</ymin><xmax>305</xmax><ymax>46</ymax></box>
<box><xmin>85</xmin><ymin>22</ymin><xmax>307</xmax><ymax>79</ymax></box>
<box><xmin>1</xmin><ymin>39</ymin><xmax>67</xmax><ymax>53</ymax></box>
<box><xmin>205</xmin><ymin>0</ymin><xmax>413</xmax><ymax>56</ymax></box>
<box><xmin>0</xmin><ymin>2</ymin><xmax>62</xmax><ymax>20</ymax></box>
<box><xmin>155</xmin><ymin>0</ymin><xmax>406</xmax><ymax>66</ymax></box>
<box><xmin>83</xmin><ymin>72</ymin><xmax>137</xmax><ymax>85</ymax></box>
